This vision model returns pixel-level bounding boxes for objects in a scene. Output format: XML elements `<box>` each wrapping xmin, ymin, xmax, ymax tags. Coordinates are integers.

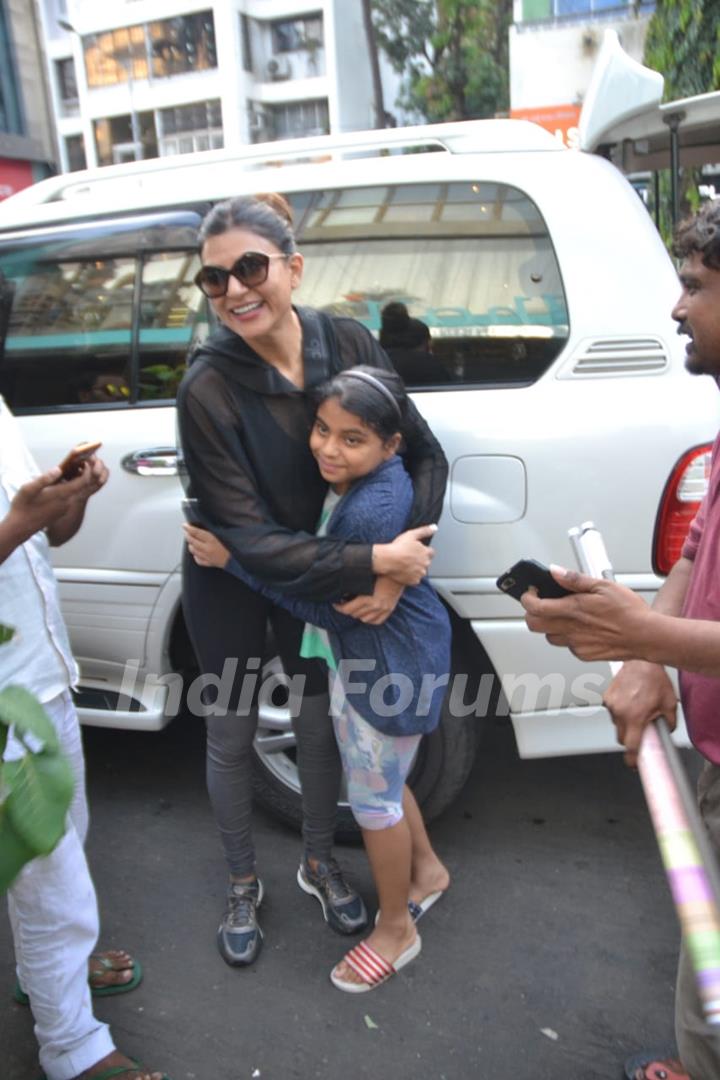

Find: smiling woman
<box><xmin>176</xmin><ymin>192</ymin><xmax>448</xmax><ymax>969</ymax></box>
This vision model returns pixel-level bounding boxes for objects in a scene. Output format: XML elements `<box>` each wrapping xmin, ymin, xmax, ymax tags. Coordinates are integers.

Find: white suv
<box><xmin>0</xmin><ymin>52</ymin><xmax>714</xmax><ymax>828</ymax></box>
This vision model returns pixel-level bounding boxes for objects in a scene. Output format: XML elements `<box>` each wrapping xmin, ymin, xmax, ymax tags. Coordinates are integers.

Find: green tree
<box><xmin>371</xmin><ymin>0</ymin><xmax>512</xmax><ymax>123</ymax></box>
<box><xmin>643</xmin><ymin>0</ymin><xmax>720</xmax><ymax>234</ymax></box>
<box><xmin>644</xmin><ymin>0</ymin><xmax>720</xmax><ymax>99</ymax></box>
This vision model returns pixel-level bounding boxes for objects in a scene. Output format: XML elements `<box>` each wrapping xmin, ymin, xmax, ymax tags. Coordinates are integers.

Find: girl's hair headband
<box><xmin>340</xmin><ymin>369</ymin><xmax>402</xmax><ymax>421</ymax></box>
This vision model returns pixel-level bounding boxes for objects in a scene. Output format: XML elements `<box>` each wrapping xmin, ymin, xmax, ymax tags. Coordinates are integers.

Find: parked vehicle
<box><xmin>0</xmin><ymin>37</ymin><xmax>716</xmax><ymax>830</ymax></box>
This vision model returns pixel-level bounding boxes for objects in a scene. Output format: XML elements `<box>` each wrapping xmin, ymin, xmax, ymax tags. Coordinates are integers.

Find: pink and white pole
<box><xmin>570</xmin><ymin>523</ymin><xmax>720</xmax><ymax>1025</ymax></box>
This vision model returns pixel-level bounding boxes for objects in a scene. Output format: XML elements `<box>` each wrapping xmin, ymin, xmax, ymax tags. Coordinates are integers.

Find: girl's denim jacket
<box><xmin>225</xmin><ymin>456</ymin><xmax>451</xmax><ymax>736</ymax></box>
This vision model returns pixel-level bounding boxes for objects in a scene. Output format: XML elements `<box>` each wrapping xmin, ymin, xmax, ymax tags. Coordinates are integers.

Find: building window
<box><xmin>94</xmin><ymin>111</ymin><xmax>158</xmax><ymax>166</ymax></box>
<box><xmin>83</xmin><ymin>11</ymin><xmax>217</xmax><ymax>88</ymax></box>
<box><xmin>55</xmin><ymin>57</ymin><xmax>78</xmax><ymax>115</ymax></box>
<box><xmin>64</xmin><ymin>134</ymin><xmax>86</xmax><ymax>171</ymax></box>
<box><xmin>522</xmin><ymin>0</ymin><xmax>641</xmax><ymax>16</ymax></box>
<box><xmin>84</xmin><ymin>25</ymin><xmax>148</xmax><ymax>87</ymax></box>
<box><xmin>0</xmin><ymin>3</ymin><xmax>23</xmax><ymax>135</ymax></box>
<box><xmin>240</xmin><ymin>14</ymin><xmax>253</xmax><ymax>73</ymax></box>
<box><xmin>150</xmin><ymin>12</ymin><xmax>217</xmax><ymax>77</ymax></box>
<box><xmin>268</xmin><ymin>99</ymin><xmax>329</xmax><ymax>140</ymax></box>
<box><xmin>158</xmin><ymin>100</ymin><xmax>223</xmax><ymax>156</ymax></box>
<box><xmin>555</xmin><ymin>0</ymin><xmax>622</xmax><ymax>12</ymax></box>
<box><xmin>271</xmin><ymin>14</ymin><xmax>323</xmax><ymax>54</ymax></box>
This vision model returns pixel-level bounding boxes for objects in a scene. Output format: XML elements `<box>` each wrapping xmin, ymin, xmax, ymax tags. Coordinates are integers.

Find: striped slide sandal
<box><xmin>330</xmin><ymin>934</ymin><xmax>421</xmax><ymax>993</ymax></box>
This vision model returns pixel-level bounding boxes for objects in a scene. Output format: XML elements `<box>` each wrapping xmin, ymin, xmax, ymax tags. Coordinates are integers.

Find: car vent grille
<box><xmin>567</xmin><ymin>338</ymin><xmax>669</xmax><ymax>376</ymax></box>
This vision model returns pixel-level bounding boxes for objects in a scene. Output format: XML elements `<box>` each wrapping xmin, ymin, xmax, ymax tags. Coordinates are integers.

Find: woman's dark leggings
<box><xmin>183</xmin><ymin>552</ymin><xmax>341</xmax><ymax>877</ymax></box>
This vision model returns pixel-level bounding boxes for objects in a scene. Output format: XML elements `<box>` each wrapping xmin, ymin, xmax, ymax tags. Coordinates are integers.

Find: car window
<box><xmin>138</xmin><ymin>251</ymin><xmax>206</xmax><ymax>402</ymax></box>
<box><xmin>0</xmin><ymin>252</ymin><xmax>135</xmax><ymax>409</ymax></box>
<box><xmin>292</xmin><ymin>181</ymin><xmax>569</xmax><ymax>388</ymax></box>
<box><xmin>0</xmin><ymin>238</ymin><xmax>207</xmax><ymax>410</ymax></box>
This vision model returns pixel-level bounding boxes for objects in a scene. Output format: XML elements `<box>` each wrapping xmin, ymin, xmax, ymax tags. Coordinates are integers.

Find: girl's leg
<box><xmin>331</xmin><ymin>708</ymin><xmax>420</xmax><ymax>984</ymax></box>
<box><xmin>402</xmin><ymin>786</ymin><xmax>451</xmax><ymax>906</ymax></box>
<box><xmin>361</xmin><ymin>819</ymin><xmax>415</xmax><ymax>951</ymax></box>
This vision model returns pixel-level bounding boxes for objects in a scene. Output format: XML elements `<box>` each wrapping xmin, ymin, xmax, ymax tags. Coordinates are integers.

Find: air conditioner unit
<box><xmin>266</xmin><ymin>55</ymin><xmax>291</xmax><ymax>81</ymax></box>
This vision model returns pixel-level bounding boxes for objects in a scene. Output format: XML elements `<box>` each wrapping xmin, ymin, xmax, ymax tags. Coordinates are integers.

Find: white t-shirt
<box><xmin>0</xmin><ymin>396</ymin><xmax>78</xmax><ymax>702</ymax></box>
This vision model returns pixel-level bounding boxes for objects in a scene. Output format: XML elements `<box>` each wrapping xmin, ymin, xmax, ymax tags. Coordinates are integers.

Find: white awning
<box><xmin>579</xmin><ymin>30</ymin><xmax>720</xmax><ymax>172</ymax></box>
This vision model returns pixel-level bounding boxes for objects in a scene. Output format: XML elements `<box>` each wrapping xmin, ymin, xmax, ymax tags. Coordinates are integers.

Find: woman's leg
<box><xmin>183</xmin><ymin>554</ymin><xmax>270</xmax><ymax>964</ymax></box>
<box><xmin>184</xmin><ymin>552</ymin><xmax>271</xmax><ymax>877</ymax></box>
<box><xmin>272</xmin><ymin>608</ymin><xmax>368</xmax><ymax>933</ymax></box>
<box><xmin>271</xmin><ymin>607</ymin><xmax>341</xmax><ymax>865</ymax></box>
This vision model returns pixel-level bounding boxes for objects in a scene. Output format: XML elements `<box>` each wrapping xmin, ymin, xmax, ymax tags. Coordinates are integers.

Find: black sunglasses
<box><xmin>194</xmin><ymin>251</ymin><xmax>289</xmax><ymax>298</ymax></box>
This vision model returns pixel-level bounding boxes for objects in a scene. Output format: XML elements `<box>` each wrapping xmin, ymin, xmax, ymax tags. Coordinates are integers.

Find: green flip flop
<box><xmin>38</xmin><ymin>1061</ymin><xmax>172</xmax><ymax>1080</ymax></box>
<box><xmin>14</xmin><ymin>955</ymin><xmax>143</xmax><ymax>1005</ymax></box>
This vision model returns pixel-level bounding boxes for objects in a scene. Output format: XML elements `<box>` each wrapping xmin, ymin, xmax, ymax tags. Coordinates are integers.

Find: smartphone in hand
<box><xmin>56</xmin><ymin>441</ymin><xmax>102</xmax><ymax>481</ymax></box>
<box><xmin>181</xmin><ymin>498</ymin><xmax>200</xmax><ymax>524</ymax></box>
<box><xmin>496</xmin><ymin>558</ymin><xmax>572</xmax><ymax>601</ymax></box>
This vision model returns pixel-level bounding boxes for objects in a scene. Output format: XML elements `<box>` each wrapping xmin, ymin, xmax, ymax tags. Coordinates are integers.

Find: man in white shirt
<box><xmin>0</xmin><ymin>397</ymin><xmax>166</xmax><ymax>1080</ymax></box>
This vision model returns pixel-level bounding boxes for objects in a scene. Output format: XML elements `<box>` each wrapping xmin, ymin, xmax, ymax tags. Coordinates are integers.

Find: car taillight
<box><xmin>653</xmin><ymin>444</ymin><xmax>713</xmax><ymax>575</ymax></box>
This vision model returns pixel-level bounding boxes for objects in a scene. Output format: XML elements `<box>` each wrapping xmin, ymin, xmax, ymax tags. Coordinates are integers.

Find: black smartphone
<box><xmin>496</xmin><ymin>558</ymin><xmax>572</xmax><ymax>601</ymax></box>
<box><xmin>181</xmin><ymin>498</ymin><xmax>200</xmax><ymax>524</ymax></box>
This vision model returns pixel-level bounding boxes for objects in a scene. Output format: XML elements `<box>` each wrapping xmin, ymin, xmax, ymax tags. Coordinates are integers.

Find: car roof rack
<box><xmin>0</xmin><ymin>118</ymin><xmax>560</xmax><ymax>214</ymax></box>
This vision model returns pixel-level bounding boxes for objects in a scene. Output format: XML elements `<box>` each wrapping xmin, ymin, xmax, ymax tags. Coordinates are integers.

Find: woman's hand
<box><xmin>372</xmin><ymin>524</ymin><xmax>437</xmax><ymax>586</ymax></box>
<box><xmin>334</xmin><ymin>576</ymin><xmax>405</xmax><ymax>625</ymax></box>
<box><xmin>183</xmin><ymin>523</ymin><xmax>231</xmax><ymax>568</ymax></box>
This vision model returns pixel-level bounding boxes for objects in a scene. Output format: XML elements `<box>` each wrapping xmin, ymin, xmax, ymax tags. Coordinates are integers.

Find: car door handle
<box><xmin>122</xmin><ymin>447</ymin><xmax>180</xmax><ymax>476</ymax></box>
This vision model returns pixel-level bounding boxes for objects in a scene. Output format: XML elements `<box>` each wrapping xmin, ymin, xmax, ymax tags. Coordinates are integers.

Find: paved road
<box><xmin>1</xmin><ymin>715</ymin><xmax>695</xmax><ymax>1080</ymax></box>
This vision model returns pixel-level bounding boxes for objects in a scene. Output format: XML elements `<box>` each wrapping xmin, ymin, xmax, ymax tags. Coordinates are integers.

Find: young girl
<box><xmin>185</xmin><ymin>365</ymin><xmax>451</xmax><ymax>993</ymax></box>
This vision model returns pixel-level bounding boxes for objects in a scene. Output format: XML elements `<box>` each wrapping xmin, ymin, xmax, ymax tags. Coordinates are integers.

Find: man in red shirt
<box><xmin>522</xmin><ymin>198</ymin><xmax>720</xmax><ymax>1080</ymax></box>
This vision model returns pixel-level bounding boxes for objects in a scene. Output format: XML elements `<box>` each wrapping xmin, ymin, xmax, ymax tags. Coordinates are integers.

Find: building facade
<box><xmin>37</xmin><ymin>0</ymin><xmax>391</xmax><ymax>173</ymax></box>
<box><xmin>0</xmin><ymin>0</ymin><xmax>57</xmax><ymax>199</ymax></box>
<box><xmin>510</xmin><ymin>1</ymin><xmax>656</xmax><ymax>147</ymax></box>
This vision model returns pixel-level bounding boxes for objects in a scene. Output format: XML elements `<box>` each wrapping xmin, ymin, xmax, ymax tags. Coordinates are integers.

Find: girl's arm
<box><xmin>183</xmin><ymin>523</ymin><xmax>360</xmax><ymax>632</ymax></box>
<box><xmin>178</xmin><ymin>372</ymin><xmax>371</xmax><ymax>601</ymax></box>
<box><xmin>178</xmin><ymin>361</ymin><xmax>435</xmax><ymax>601</ymax></box>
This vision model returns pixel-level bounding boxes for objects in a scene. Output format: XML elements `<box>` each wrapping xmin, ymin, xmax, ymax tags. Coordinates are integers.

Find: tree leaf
<box><xmin>0</xmin><ymin>686</ymin><xmax>59</xmax><ymax>753</ymax></box>
<box><xmin>0</xmin><ymin>801</ymin><xmax>37</xmax><ymax>893</ymax></box>
<box><xmin>0</xmin><ymin>623</ymin><xmax>15</xmax><ymax>646</ymax></box>
<box><xmin>4</xmin><ymin>751</ymin><xmax>74</xmax><ymax>854</ymax></box>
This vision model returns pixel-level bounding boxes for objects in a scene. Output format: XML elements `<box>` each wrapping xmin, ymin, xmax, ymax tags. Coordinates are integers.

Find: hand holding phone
<box><xmin>56</xmin><ymin>441</ymin><xmax>102</xmax><ymax>481</ymax></box>
<box><xmin>496</xmin><ymin>558</ymin><xmax>572</xmax><ymax>601</ymax></box>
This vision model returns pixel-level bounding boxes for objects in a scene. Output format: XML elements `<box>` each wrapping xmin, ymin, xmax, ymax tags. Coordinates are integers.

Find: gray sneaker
<box><xmin>217</xmin><ymin>877</ymin><xmax>264</xmax><ymax>966</ymax></box>
<box><xmin>297</xmin><ymin>858</ymin><xmax>368</xmax><ymax>935</ymax></box>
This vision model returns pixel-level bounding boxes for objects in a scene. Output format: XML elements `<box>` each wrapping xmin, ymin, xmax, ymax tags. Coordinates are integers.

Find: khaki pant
<box><xmin>675</xmin><ymin>761</ymin><xmax>720</xmax><ymax>1079</ymax></box>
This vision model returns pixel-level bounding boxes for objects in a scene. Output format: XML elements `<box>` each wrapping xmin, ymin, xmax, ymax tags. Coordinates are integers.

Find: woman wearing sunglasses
<box><xmin>177</xmin><ymin>193</ymin><xmax>447</xmax><ymax>969</ymax></box>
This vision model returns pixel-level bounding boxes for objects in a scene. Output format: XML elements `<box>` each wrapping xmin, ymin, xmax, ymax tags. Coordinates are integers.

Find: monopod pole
<box><xmin>569</xmin><ymin>522</ymin><xmax>720</xmax><ymax>1025</ymax></box>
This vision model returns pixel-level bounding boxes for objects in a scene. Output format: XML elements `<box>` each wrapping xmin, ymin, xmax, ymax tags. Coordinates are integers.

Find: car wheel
<box><xmin>251</xmin><ymin>655</ymin><xmax>478</xmax><ymax>841</ymax></box>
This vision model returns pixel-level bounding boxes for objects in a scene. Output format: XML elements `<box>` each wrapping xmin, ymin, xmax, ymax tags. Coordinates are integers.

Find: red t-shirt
<box><xmin>679</xmin><ymin>430</ymin><xmax>720</xmax><ymax>763</ymax></box>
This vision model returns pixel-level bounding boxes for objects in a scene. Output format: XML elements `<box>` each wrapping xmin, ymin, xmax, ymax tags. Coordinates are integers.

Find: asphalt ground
<box><xmin>1</xmin><ymin>715</ymin><xmax>695</xmax><ymax>1080</ymax></box>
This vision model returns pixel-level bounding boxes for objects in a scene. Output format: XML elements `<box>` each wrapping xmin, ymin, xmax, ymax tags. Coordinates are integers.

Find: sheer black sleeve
<box><xmin>332</xmin><ymin>319</ymin><xmax>448</xmax><ymax>526</ymax></box>
<box><xmin>177</xmin><ymin>365</ymin><xmax>375</xmax><ymax>601</ymax></box>
<box><xmin>220</xmin><ymin>480</ymin><xmax>403</xmax><ymax>632</ymax></box>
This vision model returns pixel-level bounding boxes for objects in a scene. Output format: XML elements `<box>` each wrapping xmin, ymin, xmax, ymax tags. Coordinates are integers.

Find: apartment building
<box><xmin>0</xmin><ymin>0</ymin><xmax>56</xmax><ymax>198</ymax></box>
<box><xmin>510</xmin><ymin>1</ymin><xmax>656</xmax><ymax>147</ymax></box>
<box><xmin>37</xmin><ymin>0</ymin><xmax>389</xmax><ymax>172</ymax></box>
